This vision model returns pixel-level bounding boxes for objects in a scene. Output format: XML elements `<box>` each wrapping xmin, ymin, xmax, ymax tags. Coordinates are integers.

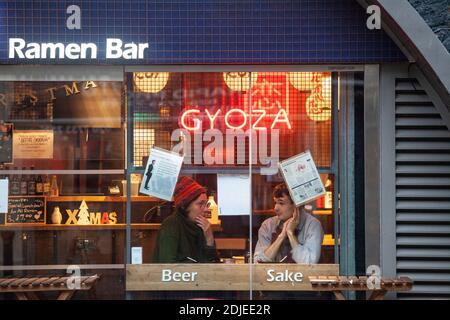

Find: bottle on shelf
<box><xmin>324</xmin><ymin>177</ymin><xmax>333</xmax><ymax>209</ymax></box>
<box><xmin>43</xmin><ymin>174</ymin><xmax>51</xmax><ymax>195</ymax></box>
<box><xmin>10</xmin><ymin>167</ymin><xmax>21</xmax><ymax>195</ymax></box>
<box><xmin>0</xmin><ymin>164</ymin><xmax>5</xmax><ymax>180</ymax></box>
<box><xmin>46</xmin><ymin>102</ymin><xmax>53</xmax><ymax>121</ymax></box>
<box><xmin>207</xmin><ymin>193</ymin><xmax>220</xmax><ymax>225</ymax></box>
<box><xmin>50</xmin><ymin>175</ymin><xmax>59</xmax><ymax>196</ymax></box>
<box><xmin>27</xmin><ymin>166</ymin><xmax>36</xmax><ymax>195</ymax></box>
<box><xmin>20</xmin><ymin>167</ymin><xmax>28</xmax><ymax>195</ymax></box>
<box><xmin>36</xmin><ymin>174</ymin><xmax>43</xmax><ymax>195</ymax></box>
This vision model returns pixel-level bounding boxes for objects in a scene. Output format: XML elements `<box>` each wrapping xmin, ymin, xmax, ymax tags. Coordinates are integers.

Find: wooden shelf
<box><xmin>0</xmin><ymin>223</ymin><xmax>223</xmax><ymax>231</ymax></box>
<box><xmin>313</xmin><ymin>209</ymin><xmax>333</xmax><ymax>215</ymax></box>
<box><xmin>45</xmin><ymin>196</ymin><xmax>160</xmax><ymax>202</ymax></box>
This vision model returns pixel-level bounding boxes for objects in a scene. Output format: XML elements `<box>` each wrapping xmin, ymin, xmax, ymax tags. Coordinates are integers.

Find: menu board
<box><xmin>7</xmin><ymin>196</ymin><xmax>46</xmax><ymax>224</ymax></box>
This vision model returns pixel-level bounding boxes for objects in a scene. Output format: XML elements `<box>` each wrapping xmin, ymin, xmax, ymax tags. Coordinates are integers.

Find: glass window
<box><xmin>0</xmin><ymin>79</ymin><xmax>126</xmax><ymax>299</ymax></box>
<box><xmin>0</xmin><ymin>70</ymin><xmax>362</xmax><ymax>300</ymax></box>
<box><xmin>125</xmin><ymin>71</ymin><xmax>342</xmax><ymax>300</ymax></box>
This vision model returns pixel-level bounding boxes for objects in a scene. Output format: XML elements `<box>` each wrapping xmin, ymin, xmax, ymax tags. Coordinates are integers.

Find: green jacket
<box><xmin>153</xmin><ymin>210</ymin><xmax>219</xmax><ymax>263</ymax></box>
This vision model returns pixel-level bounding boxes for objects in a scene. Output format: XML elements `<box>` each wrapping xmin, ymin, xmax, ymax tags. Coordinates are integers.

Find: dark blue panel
<box><xmin>0</xmin><ymin>0</ymin><xmax>406</xmax><ymax>64</ymax></box>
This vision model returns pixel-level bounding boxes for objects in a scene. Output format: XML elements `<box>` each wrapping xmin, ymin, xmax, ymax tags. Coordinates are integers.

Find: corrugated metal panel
<box><xmin>395</xmin><ymin>78</ymin><xmax>450</xmax><ymax>299</ymax></box>
<box><xmin>395</xmin><ymin>80</ymin><xmax>423</xmax><ymax>92</ymax></box>
<box><xmin>397</xmin><ymin>213</ymin><xmax>450</xmax><ymax>222</ymax></box>
<box><xmin>396</xmin><ymin>165</ymin><xmax>450</xmax><ymax>174</ymax></box>
<box><xmin>396</xmin><ymin>225</ymin><xmax>450</xmax><ymax>234</ymax></box>
<box><xmin>396</xmin><ymin>177</ymin><xmax>450</xmax><ymax>185</ymax></box>
<box><xmin>395</xmin><ymin>94</ymin><xmax>432</xmax><ymax>104</ymax></box>
<box><xmin>397</xmin><ymin>200</ymin><xmax>450</xmax><ymax>210</ymax></box>
<box><xmin>396</xmin><ymin>106</ymin><xmax>439</xmax><ymax>115</ymax></box>
<box><xmin>397</xmin><ymin>249</ymin><xmax>450</xmax><ymax>258</ymax></box>
<box><xmin>396</xmin><ymin>189</ymin><xmax>450</xmax><ymax>198</ymax></box>
<box><xmin>397</xmin><ymin>261</ymin><xmax>450</xmax><ymax>270</ymax></box>
<box><xmin>403</xmin><ymin>285</ymin><xmax>450</xmax><ymax>294</ymax></box>
<box><xmin>397</xmin><ymin>273</ymin><xmax>450</xmax><ymax>282</ymax></box>
<box><xmin>396</xmin><ymin>118</ymin><xmax>446</xmax><ymax>127</ymax></box>
<box><xmin>395</xmin><ymin>141</ymin><xmax>450</xmax><ymax>151</ymax></box>
<box><xmin>397</xmin><ymin>236</ymin><xmax>450</xmax><ymax>246</ymax></box>
<box><xmin>396</xmin><ymin>129</ymin><xmax>450</xmax><ymax>138</ymax></box>
<box><xmin>396</xmin><ymin>154</ymin><xmax>450</xmax><ymax>162</ymax></box>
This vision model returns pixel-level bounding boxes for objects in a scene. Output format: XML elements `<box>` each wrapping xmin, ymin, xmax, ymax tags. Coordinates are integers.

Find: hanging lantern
<box><xmin>288</xmin><ymin>72</ymin><xmax>315</xmax><ymax>91</ymax></box>
<box><xmin>320</xmin><ymin>74</ymin><xmax>332</xmax><ymax>102</ymax></box>
<box><xmin>306</xmin><ymin>73</ymin><xmax>332</xmax><ymax>121</ymax></box>
<box><xmin>306</xmin><ymin>95</ymin><xmax>331</xmax><ymax>121</ymax></box>
<box><xmin>133</xmin><ymin>72</ymin><xmax>170</xmax><ymax>93</ymax></box>
<box><xmin>223</xmin><ymin>72</ymin><xmax>257</xmax><ymax>91</ymax></box>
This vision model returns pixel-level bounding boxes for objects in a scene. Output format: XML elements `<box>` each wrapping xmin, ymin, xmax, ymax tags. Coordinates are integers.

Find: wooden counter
<box><xmin>126</xmin><ymin>263</ymin><xmax>339</xmax><ymax>291</ymax></box>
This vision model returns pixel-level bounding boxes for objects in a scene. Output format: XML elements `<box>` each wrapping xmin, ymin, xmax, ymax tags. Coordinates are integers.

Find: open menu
<box><xmin>278</xmin><ymin>150</ymin><xmax>325</xmax><ymax>207</ymax></box>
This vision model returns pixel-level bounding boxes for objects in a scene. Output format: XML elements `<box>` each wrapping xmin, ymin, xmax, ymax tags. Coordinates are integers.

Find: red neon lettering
<box><xmin>179</xmin><ymin>108</ymin><xmax>292</xmax><ymax>130</ymax></box>
<box><xmin>252</xmin><ymin>109</ymin><xmax>267</xmax><ymax>130</ymax></box>
<box><xmin>225</xmin><ymin>109</ymin><xmax>247</xmax><ymax>130</ymax></box>
<box><xmin>271</xmin><ymin>109</ymin><xmax>292</xmax><ymax>130</ymax></box>
<box><xmin>205</xmin><ymin>109</ymin><xmax>221</xmax><ymax>129</ymax></box>
<box><xmin>181</xmin><ymin>109</ymin><xmax>201</xmax><ymax>131</ymax></box>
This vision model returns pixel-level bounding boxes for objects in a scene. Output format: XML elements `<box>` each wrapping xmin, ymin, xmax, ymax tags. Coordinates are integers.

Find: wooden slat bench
<box><xmin>0</xmin><ymin>274</ymin><xmax>100</xmax><ymax>300</ymax></box>
<box><xmin>309</xmin><ymin>275</ymin><xmax>413</xmax><ymax>300</ymax></box>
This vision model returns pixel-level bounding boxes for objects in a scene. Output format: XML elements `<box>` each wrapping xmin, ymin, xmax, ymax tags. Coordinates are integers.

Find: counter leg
<box><xmin>57</xmin><ymin>290</ymin><xmax>76</xmax><ymax>300</ymax></box>
<box><xmin>333</xmin><ymin>291</ymin><xmax>347</xmax><ymax>300</ymax></box>
<box><xmin>368</xmin><ymin>290</ymin><xmax>387</xmax><ymax>300</ymax></box>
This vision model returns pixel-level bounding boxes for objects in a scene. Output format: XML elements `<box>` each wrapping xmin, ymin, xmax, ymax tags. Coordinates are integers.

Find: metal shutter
<box><xmin>395</xmin><ymin>78</ymin><xmax>450</xmax><ymax>299</ymax></box>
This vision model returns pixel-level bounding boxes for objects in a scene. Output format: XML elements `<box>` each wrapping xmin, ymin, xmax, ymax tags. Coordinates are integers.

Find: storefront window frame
<box><xmin>0</xmin><ymin>64</ymin><xmax>364</xmax><ymax>299</ymax></box>
<box><xmin>123</xmin><ymin>66</ymin><xmax>363</xmax><ymax>298</ymax></box>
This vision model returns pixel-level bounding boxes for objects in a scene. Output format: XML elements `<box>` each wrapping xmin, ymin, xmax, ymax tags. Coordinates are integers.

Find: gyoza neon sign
<box><xmin>180</xmin><ymin>72</ymin><xmax>293</xmax><ymax>131</ymax></box>
<box><xmin>180</xmin><ymin>108</ymin><xmax>292</xmax><ymax>131</ymax></box>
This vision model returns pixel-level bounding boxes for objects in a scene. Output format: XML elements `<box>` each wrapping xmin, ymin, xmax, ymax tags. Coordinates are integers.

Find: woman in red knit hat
<box><xmin>153</xmin><ymin>176</ymin><xmax>219</xmax><ymax>263</ymax></box>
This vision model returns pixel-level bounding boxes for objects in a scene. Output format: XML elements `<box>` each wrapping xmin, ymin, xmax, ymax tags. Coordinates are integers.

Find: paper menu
<box><xmin>278</xmin><ymin>150</ymin><xmax>325</xmax><ymax>207</ymax></box>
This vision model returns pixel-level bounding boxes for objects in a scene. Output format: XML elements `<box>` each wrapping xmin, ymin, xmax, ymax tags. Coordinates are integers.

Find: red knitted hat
<box><xmin>173</xmin><ymin>176</ymin><xmax>206</xmax><ymax>208</ymax></box>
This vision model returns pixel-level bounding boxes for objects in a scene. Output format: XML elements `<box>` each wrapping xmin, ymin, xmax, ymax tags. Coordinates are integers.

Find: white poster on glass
<box><xmin>0</xmin><ymin>179</ymin><xmax>8</xmax><ymax>213</ymax></box>
<box><xmin>217</xmin><ymin>174</ymin><xmax>250</xmax><ymax>216</ymax></box>
<box><xmin>131</xmin><ymin>247</ymin><xmax>143</xmax><ymax>264</ymax></box>
<box><xmin>139</xmin><ymin>147</ymin><xmax>183</xmax><ymax>201</ymax></box>
<box><xmin>278</xmin><ymin>150</ymin><xmax>325</xmax><ymax>207</ymax></box>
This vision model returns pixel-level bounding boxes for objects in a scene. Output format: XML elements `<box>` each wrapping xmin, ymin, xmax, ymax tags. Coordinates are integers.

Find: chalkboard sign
<box><xmin>7</xmin><ymin>196</ymin><xmax>46</xmax><ymax>224</ymax></box>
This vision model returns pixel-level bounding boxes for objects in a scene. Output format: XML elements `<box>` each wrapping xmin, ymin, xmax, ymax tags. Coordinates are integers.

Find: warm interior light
<box><xmin>288</xmin><ymin>72</ymin><xmax>315</xmax><ymax>91</ymax></box>
<box><xmin>159</xmin><ymin>106</ymin><xmax>171</xmax><ymax>118</ymax></box>
<box><xmin>133</xmin><ymin>128</ymin><xmax>155</xmax><ymax>166</ymax></box>
<box><xmin>133</xmin><ymin>72</ymin><xmax>170</xmax><ymax>93</ymax></box>
<box><xmin>306</xmin><ymin>94</ymin><xmax>331</xmax><ymax>121</ymax></box>
<box><xmin>223</xmin><ymin>72</ymin><xmax>257</xmax><ymax>91</ymax></box>
<box><xmin>321</xmin><ymin>74</ymin><xmax>332</xmax><ymax>102</ymax></box>
<box><xmin>306</xmin><ymin>73</ymin><xmax>332</xmax><ymax>121</ymax></box>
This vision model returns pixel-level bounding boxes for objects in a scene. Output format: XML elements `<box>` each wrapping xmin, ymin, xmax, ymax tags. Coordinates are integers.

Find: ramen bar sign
<box><xmin>9</xmin><ymin>38</ymin><xmax>149</xmax><ymax>60</ymax></box>
<box><xmin>8</xmin><ymin>5</ymin><xmax>149</xmax><ymax>60</ymax></box>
